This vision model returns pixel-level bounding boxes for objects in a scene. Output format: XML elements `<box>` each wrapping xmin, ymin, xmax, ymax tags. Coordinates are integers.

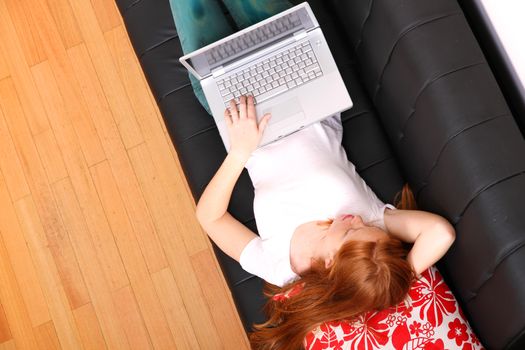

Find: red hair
<box><xmin>249</xmin><ymin>183</ymin><xmax>417</xmax><ymax>350</ymax></box>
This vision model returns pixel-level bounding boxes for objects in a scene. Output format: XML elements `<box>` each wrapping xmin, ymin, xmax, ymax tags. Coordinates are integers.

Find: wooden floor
<box><xmin>0</xmin><ymin>0</ymin><xmax>250</xmax><ymax>349</ymax></box>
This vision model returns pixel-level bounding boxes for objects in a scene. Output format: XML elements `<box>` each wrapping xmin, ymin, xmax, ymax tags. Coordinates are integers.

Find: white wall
<box><xmin>478</xmin><ymin>0</ymin><xmax>525</xmax><ymax>93</ymax></box>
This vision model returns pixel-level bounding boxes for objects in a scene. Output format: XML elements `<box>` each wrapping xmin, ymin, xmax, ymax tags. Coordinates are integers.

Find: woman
<box><xmin>170</xmin><ymin>1</ymin><xmax>456</xmax><ymax>349</ymax></box>
<box><xmin>197</xmin><ymin>95</ymin><xmax>455</xmax><ymax>349</ymax></box>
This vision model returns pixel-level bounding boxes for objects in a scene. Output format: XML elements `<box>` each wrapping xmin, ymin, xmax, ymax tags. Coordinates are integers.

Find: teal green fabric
<box><xmin>169</xmin><ymin>0</ymin><xmax>293</xmax><ymax>115</ymax></box>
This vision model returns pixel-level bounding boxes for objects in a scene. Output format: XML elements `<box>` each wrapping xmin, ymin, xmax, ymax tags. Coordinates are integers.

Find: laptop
<box><xmin>179</xmin><ymin>2</ymin><xmax>352</xmax><ymax>151</ymax></box>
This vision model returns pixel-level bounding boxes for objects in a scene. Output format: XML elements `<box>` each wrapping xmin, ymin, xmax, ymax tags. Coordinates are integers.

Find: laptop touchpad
<box><xmin>262</xmin><ymin>97</ymin><xmax>305</xmax><ymax>126</ymax></box>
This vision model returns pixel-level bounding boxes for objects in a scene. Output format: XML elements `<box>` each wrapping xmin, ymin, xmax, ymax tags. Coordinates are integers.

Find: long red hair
<box><xmin>249</xmin><ymin>183</ymin><xmax>417</xmax><ymax>350</ymax></box>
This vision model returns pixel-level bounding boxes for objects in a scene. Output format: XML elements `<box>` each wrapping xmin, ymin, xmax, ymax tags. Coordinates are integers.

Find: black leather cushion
<box><xmin>326</xmin><ymin>0</ymin><xmax>525</xmax><ymax>348</ymax></box>
<box><xmin>117</xmin><ymin>0</ymin><xmax>525</xmax><ymax>348</ymax></box>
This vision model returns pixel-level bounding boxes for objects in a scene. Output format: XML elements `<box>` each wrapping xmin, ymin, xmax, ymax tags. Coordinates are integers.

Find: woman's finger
<box><xmin>258</xmin><ymin>113</ymin><xmax>272</xmax><ymax>137</ymax></box>
<box><xmin>229</xmin><ymin>99</ymin><xmax>239</xmax><ymax>121</ymax></box>
<box><xmin>238</xmin><ymin>95</ymin><xmax>247</xmax><ymax>119</ymax></box>
<box><xmin>247</xmin><ymin>95</ymin><xmax>256</xmax><ymax>119</ymax></box>
<box><xmin>224</xmin><ymin>108</ymin><xmax>232</xmax><ymax>126</ymax></box>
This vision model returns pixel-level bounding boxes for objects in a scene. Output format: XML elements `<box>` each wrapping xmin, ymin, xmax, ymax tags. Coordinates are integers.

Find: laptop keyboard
<box><xmin>218</xmin><ymin>41</ymin><xmax>323</xmax><ymax>107</ymax></box>
<box><xmin>208</xmin><ymin>12</ymin><xmax>301</xmax><ymax>65</ymax></box>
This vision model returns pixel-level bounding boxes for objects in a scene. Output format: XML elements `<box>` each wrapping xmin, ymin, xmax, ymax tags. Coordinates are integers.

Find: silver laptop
<box><xmin>179</xmin><ymin>2</ymin><xmax>352</xmax><ymax>151</ymax></box>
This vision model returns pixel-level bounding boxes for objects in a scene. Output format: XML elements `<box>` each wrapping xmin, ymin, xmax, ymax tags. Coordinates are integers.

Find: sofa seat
<box><xmin>116</xmin><ymin>0</ymin><xmax>525</xmax><ymax>348</ymax></box>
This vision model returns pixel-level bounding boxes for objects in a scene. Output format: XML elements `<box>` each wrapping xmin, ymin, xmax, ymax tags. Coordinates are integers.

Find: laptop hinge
<box><xmin>211</xmin><ymin>66</ymin><xmax>226</xmax><ymax>78</ymax></box>
<box><xmin>293</xmin><ymin>29</ymin><xmax>308</xmax><ymax>41</ymax></box>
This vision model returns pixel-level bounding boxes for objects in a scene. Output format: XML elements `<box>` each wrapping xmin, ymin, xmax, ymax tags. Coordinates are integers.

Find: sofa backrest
<box><xmin>325</xmin><ymin>0</ymin><xmax>525</xmax><ymax>348</ymax></box>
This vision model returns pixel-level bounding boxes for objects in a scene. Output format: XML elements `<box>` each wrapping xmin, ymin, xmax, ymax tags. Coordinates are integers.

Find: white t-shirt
<box><xmin>239</xmin><ymin>114</ymin><xmax>396</xmax><ymax>287</ymax></box>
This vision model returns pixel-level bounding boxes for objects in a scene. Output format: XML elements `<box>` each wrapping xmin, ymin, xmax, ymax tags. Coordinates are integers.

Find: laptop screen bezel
<box><xmin>178</xmin><ymin>2</ymin><xmax>318</xmax><ymax>81</ymax></box>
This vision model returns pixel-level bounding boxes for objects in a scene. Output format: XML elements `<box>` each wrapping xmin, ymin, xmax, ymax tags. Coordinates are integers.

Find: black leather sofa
<box><xmin>115</xmin><ymin>0</ymin><xmax>525</xmax><ymax>348</ymax></box>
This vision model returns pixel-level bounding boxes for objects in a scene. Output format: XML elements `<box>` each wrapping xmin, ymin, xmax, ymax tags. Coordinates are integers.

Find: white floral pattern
<box><xmin>271</xmin><ymin>266</ymin><xmax>486</xmax><ymax>350</ymax></box>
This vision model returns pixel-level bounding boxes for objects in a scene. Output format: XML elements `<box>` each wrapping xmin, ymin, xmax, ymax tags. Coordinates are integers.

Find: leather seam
<box><xmin>122</xmin><ymin>0</ymin><xmax>143</xmax><ymax>12</ymax></box>
<box><xmin>233</xmin><ymin>275</ymin><xmax>258</xmax><ymax>287</ymax></box>
<box><xmin>354</xmin><ymin>0</ymin><xmax>375</xmax><ymax>53</ymax></box>
<box><xmin>358</xmin><ymin>156</ymin><xmax>392</xmax><ymax>173</ymax></box>
<box><xmin>181</xmin><ymin>124</ymin><xmax>218</xmax><ymax>143</ymax></box>
<box><xmin>371</xmin><ymin>11</ymin><xmax>462</xmax><ymax>103</ymax></box>
<box><xmin>507</xmin><ymin>323</ymin><xmax>525</xmax><ymax>349</ymax></box>
<box><xmin>455</xmin><ymin>170</ymin><xmax>525</xmax><ymax>225</ymax></box>
<box><xmin>139</xmin><ymin>35</ymin><xmax>179</xmax><ymax>59</ymax></box>
<box><xmin>466</xmin><ymin>231</ymin><xmax>525</xmax><ymax>304</ymax></box>
<box><xmin>414</xmin><ymin>113</ymin><xmax>510</xmax><ymax>200</ymax></box>
<box><xmin>343</xmin><ymin>110</ymin><xmax>369</xmax><ymax>122</ymax></box>
<box><xmin>158</xmin><ymin>82</ymin><xmax>192</xmax><ymax>103</ymax></box>
<box><xmin>399</xmin><ymin>61</ymin><xmax>487</xmax><ymax>136</ymax></box>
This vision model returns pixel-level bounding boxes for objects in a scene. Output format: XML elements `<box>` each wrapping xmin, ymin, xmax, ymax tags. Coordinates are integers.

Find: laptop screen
<box><xmin>185</xmin><ymin>6</ymin><xmax>315</xmax><ymax>78</ymax></box>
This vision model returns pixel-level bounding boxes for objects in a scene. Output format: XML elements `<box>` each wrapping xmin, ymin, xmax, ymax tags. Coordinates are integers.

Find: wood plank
<box><xmin>66</xmin><ymin>0</ymin><xmax>144</xmax><ymax>149</ymax></box>
<box><xmin>151</xmin><ymin>268</ymin><xmax>200</xmax><ymax>350</ymax></box>
<box><xmin>33</xmin><ymin>128</ymin><xmax>68</xmax><ymax>184</ymax></box>
<box><xmin>111</xmin><ymin>286</ymin><xmax>153</xmax><ymax>350</ymax></box>
<box><xmin>0</xmin><ymin>105</ymin><xmax>31</xmax><ymax>201</ymax></box>
<box><xmin>133</xmin><ymin>52</ymin><xmax>196</xmax><ymax>206</ymax></box>
<box><xmin>51</xmin><ymin>178</ymin><xmax>130</xmax><ymax>349</ymax></box>
<box><xmin>128</xmin><ymin>143</ymin><xmax>223</xmax><ymax>349</ymax></box>
<box><xmin>33</xmin><ymin>321</ymin><xmax>60</xmax><ymax>350</ymax></box>
<box><xmin>191</xmin><ymin>249</ymin><xmax>251</xmax><ymax>349</ymax></box>
<box><xmin>15</xmin><ymin>196</ymin><xmax>85</xmax><ymax>349</ymax></box>
<box><xmin>44</xmin><ymin>0</ymin><xmax>83</xmax><ymax>49</ymax></box>
<box><xmin>91</xmin><ymin>0</ymin><xmax>121</xmax><ymax>33</ymax></box>
<box><xmin>67</xmin><ymin>42</ymin><xmax>168</xmax><ymax>273</ymax></box>
<box><xmin>31</xmin><ymin>60</ymin><xmax>130</xmax><ymax>292</ymax></box>
<box><xmin>0</xmin><ymin>171</ymin><xmax>50</xmax><ymax>327</ymax></box>
<box><xmin>0</xmin><ymin>0</ymin><xmax>50</xmax><ymax>135</ymax></box>
<box><xmin>104</xmin><ymin>25</ymin><xmax>208</xmax><ymax>256</ymax></box>
<box><xmin>0</xmin><ymin>303</ymin><xmax>12</xmax><ymax>344</ymax></box>
<box><xmin>0</xmin><ymin>77</ymin><xmax>91</xmax><ymax>310</ymax></box>
<box><xmin>72</xmin><ymin>303</ymin><xmax>107</xmax><ymax>350</ymax></box>
<box><xmin>4</xmin><ymin>0</ymin><xmax>47</xmax><ymax>66</ymax></box>
<box><xmin>0</xmin><ymin>51</ymin><xmax>8</xmax><ymax>81</ymax></box>
<box><xmin>27</xmin><ymin>0</ymin><xmax>107</xmax><ymax>167</ymax></box>
<box><xmin>90</xmin><ymin>160</ymin><xmax>175</xmax><ymax>349</ymax></box>
<box><xmin>0</xmin><ymin>210</ymin><xmax>39</xmax><ymax>349</ymax></box>
<box><xmin>143</xmin><ymin>83</ymin><xmax>173</xmax><ymax>147</ymax></box>
<box><xmin>0</xmin><ymin>340</ymin><xmax>15</xmax><ymax>350</ymax></box>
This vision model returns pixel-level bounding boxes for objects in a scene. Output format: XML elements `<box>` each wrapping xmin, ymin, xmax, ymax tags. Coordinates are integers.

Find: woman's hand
<box><xmin>384</xmin><ymin>209</ymin><xmax>456</xmax><ymax>275</ymax></box>
<box><xmin>224</xmin><ymin>95</ymin><xmax>271</xmax><ymax>161</ymax></box>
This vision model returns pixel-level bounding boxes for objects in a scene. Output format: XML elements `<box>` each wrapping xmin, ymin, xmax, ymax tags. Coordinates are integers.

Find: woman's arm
<box><xmin>383</xmin><ymin>209</ymin><xmax>456</xmax><ymax>275</ymax></box>
<box><xmin>196</xmin><ymin>152</ymin><xmax>258</xmax><ymax>260</ymax></box>
<box><xmin>195</xmin><ymin>95</ymin><xmax>271</xmax><ymax>261</ymax></box>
